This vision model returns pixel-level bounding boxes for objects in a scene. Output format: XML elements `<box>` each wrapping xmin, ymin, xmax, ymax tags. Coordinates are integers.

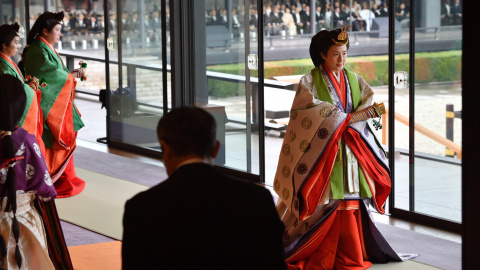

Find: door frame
<box><xmin>387</xmin><ymin>0</ymin><xmax>461</xmax><ymax>233</ymax></box>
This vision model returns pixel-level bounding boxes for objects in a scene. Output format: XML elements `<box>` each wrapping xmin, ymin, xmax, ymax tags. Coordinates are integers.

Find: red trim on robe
<box><xmin>45</xmin><ymin>73</ymin><xmax>77</xmax><ymax>150</ymax></box>
<box><xmin>287</xmin><ymin>201</ymin><xmax>372</xmax><ymax>270</ymax></box>
<box><xmin>343</xmin><ymin>128</ymin><xmax>391</xmax><ymax>214</ymax></box>
<box><xmin>0</xmin><ymin>52</ymin><xmax>45</xmax><ymax>155</ymax></box>
<box><xmin>299</xmin><ymin>114</ymin><xmax>351</xmax><ymax>220</ymax></box>
<box><xmin>324</xmin><ymin>63</ymin><xmax>346</xmax><ymax>110</ymax></box>
<box><xmin>0</xmin><ymin>52</ymin><xmax>24</xmax><ymax>81</ymax></box>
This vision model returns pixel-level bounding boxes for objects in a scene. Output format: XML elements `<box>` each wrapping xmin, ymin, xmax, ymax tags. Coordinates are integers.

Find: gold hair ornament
<box><xmin>332</xmin><ymin>24</ymin><xmax>352</xmax><ymax>46</ymax></box>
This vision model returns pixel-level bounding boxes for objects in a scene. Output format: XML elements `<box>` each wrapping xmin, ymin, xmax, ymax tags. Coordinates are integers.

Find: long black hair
<box><xmin>0</xmin><ymin>74</ymin><xmax>27</xmax><ymax>268</ymax></box>
<box><xmin>309</xmin><ymin>28</ymin><xmax>350</xmax><ymax>67</ymax></box>
<box><xmin>0</xmin><ymin>23</ymin><xmax>20</xmax><ymax>52</ymax></box>
<box><xmin>26</xmin><ymin>11</ymin><xmax>63</xmax><ymax>45</ymax></box>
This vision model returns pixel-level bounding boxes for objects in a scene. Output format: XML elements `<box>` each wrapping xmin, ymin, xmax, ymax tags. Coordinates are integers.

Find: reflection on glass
<box><xmin>28</xmin><ymin>0</ymin><xmax>169</xmax><ymax>149</ymax></box>
<box><xmin>389</xmin><ymin>1</ymin><xmax>462</xmax><ymax>223</ymax></box>
<box><xmin>202</xmin><ymin>1</ymin><xmax>260</xmax><ymax>175</ymax></box>
<box><xmin>413</xmin><ymin>1</ymin><xmax>462</xmax><ymax>223</ymax></box>
<box><xmin>109</xmin><ymin>0</ymin><xmax>167</xmax><ymax>150</ymax></box>
<box><xmin>262</xmin><ymin>0</ymin><xmax>397</xmax><ymax>186</ymax></box>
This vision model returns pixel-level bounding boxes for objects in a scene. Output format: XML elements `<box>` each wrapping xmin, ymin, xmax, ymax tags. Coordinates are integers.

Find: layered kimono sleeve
<box><xmin>274</xmin><ymin>74</ymin><xmax>350</xmax><ymax>220</ymax></box>
<box><xmin>0</xmin><ymin>61</ymin><xmax>18</xmax><ymax>76</ymax></box>
<box><xmin>0</xmin><ymin>60</ymin><xmax>43</xmax><ymax>149</ymax></box>
<box><xmin>352</xmin><ymin>74</ymin><xmax>375</xmax><ymax>113</ymax></box>
<box><xmin>344</xmin><ymin>74</ymin><xmax>391</xmax><ymax>214</ymax></box>
<box><xmin>24</xmin><ymin>42</ymin><xmax>83</xmax><ymax>149</ymax></box>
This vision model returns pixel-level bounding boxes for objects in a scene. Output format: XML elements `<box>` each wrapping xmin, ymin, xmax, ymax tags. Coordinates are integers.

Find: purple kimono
<box><xmin>0</xmin><ymin>126</ymin><xmax>58</xmax><ymax>269</ymax></box>
<box><xmin>0</xmin><ymin>127</ymin><xmax>56</xmax><ymax>200</ymax></box>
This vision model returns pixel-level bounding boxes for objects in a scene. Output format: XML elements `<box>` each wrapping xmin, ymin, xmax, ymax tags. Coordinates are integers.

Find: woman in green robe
<box><xmin>20</xmin><ymin>11</ymin><xmax>86</xmax><ymax>198</ymax></box>
<box><xmin>0</xmin><ymin>23</ymin><xmax>45</xmax><ymax>153</ymax></box>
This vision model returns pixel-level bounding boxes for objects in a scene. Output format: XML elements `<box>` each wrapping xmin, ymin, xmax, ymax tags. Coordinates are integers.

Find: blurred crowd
<box><xmin>206</xmin><ymin>1</ymin><xmax>391</xmax><ymax>37</ymax></box>
<box><xmin>440</xmin><ymin>0</ymin><xmax>462</xmax><ymax>26</ymax></box>
<box><xmin>25</xmin><ymin>8</ymin><xmax>170</xmax><ymax>39</ymax></box>
<box><xmin>205</xmin><ymin>0</ymin><xmax>462</xmax><ymax>37</ymax></box>
<box><xmin>1</xmin><ymin>0</ymin><xmax>462</xmax><ymax>41</ymax></box>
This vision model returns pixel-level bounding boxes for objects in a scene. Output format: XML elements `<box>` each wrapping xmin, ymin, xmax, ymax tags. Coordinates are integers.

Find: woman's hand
<box><xmin>72</xmin><ymin>61</ymin><xmax>88</xmax><ymax>81</ymax></box>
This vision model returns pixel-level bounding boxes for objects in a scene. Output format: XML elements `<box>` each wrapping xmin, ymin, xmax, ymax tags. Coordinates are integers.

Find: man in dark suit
<box><xmin>122</xmin><ymin>106</ymin><xmax>287</xmax><ymax>270</ymax></box>
<box><xmin>299</xmin><ymin>5</ymin><xmax>311</xmax><ymax>33</ymax></box>
<box><xmin>71</xmin><ymin>12</ymin><xmax>89</xmax><ymax>35</ymax></box>
<box><xmin>315</xmin><ymin>6</ymin><xmax>326</xmax><ymax>31</ymax></box>
<box><xmin>87</xmin><ymin>14</ymin><xmax>102</xmax><ymax>35</ymax></box>
<box><xmin>451</xmin><ymin>0</ymin><xmax>462</xmax><ymax>25</ymax></box>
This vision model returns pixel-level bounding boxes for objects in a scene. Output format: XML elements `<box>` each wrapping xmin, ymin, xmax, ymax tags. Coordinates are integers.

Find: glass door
<box><xmin>389</xmin><ymin>0</ymin><xmax>462</xmax><ymax>229</ymax></box>
<box><xmin>196</xmin><ymin>0</ymin><xmax>264</xmax><ymax>181</ymax></box>
<box><xmin>106</xmin><ymin>0</ymin><xmax>169</xmax><ymax>152</ymax></box>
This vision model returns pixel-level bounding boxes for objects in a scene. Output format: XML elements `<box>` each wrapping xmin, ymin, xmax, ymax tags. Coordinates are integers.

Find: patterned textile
<box><xmin>274</xmin><ymin>65</ymin><xmax>384</xmax><ymax>220</ymax></box>
<box><xmin>274</xmin><ymin>65</ymin><xmax>403</xmax><ymax>268</ymax></box>
<box><xmin>0</xmin><ymin>127</ymin><xmax>56</xmax><ymax>199</ymax></box>
<box><xmin>0</xmin><ymin>126</ymin><xmax>59</xmax><ymax>269</ymax></box>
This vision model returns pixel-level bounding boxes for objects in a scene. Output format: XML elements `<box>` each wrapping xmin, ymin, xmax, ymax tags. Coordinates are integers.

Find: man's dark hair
<box><xmin>157</xmin><ymin>106</ymin><xmax>217</xmax><ymax>158</ymax></box>
<box><xmin>309</xmin><ymin>28</ymin><xmax>350</xmax><ymax>67</ymax></box>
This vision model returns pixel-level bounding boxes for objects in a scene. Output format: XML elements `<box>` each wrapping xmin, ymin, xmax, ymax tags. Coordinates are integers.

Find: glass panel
<box><xmin>413</xmin><ymin>1</ymin><xmax>462</xmax><ymax>223</ymax></box>
<box><xmin>262</xmin><ymin>0</ymin><xmax>391</xmax><ymax>189</ymax></box>
<box><xmin>109</xmin><ymin>0</ymin><xmax>168</xmax><ymax>151</ymax></box>
<box><xmin>23</xmin><ymin>1</ymin><xmax>108</xmax><ymax>143</ymax></box>
<box><xmin>201</xmin><ymin>0</ymin><xmax>259</xmax><ymax>174</ymax></box>
<box><xmin>393</xmin><ymin>0</ymin><xmax>410</xmax><ymax>212</ymax></box>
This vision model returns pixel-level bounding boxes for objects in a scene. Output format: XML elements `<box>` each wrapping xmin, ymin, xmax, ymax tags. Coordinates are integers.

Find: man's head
<box><xmin>157</xmin><ymin>106</ymin><xmax>220</xmax><ymax>175</ymax></box>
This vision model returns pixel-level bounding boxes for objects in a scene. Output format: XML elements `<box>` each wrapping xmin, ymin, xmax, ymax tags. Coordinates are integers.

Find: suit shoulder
<box><xmin>219</xmin><ymin>173</ymin><xmax>272</xmax><ymax>199</ymax></box>
<box><xmin>125</xmin><ymin>179</ymin><xmax>172</xmax><ymax>206</ymax></box>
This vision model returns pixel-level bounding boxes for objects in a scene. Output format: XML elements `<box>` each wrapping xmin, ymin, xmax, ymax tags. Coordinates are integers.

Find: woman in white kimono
<box><xmin>282</xmin><ymin>8</ymin><xmax>297</xmax><ymax>36</ymax></box>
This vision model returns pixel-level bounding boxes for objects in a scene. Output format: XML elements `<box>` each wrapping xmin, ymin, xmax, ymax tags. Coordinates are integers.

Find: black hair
<box><xmin>0</xmin><ymin>74</ymin><xmax>27</xmax><ymax>268</ymax></box>
<box><xmin>19</xmin><ymin>11</ymin><xmax>64</xmax><ymax>76</ymax></box>
<box><xmin>26</xmin><ymin>11</ymin><xmax>64</xmax><ymax>45</ymax></box>
<box><xmin>0</xmin><ymin>23</ymin><xmax>20</xmax><ymax>51</ymax></box>
<box><xmin>309</xmin><ymin>28</ymin><xmax>350</xmax><ymax>67</ymax></box>
<box><xmin>0</xmin><ymin>234</ymin><xmax>6</xmax><ymax>270</ymax></box>
<box><xmin>157</xmin><ymin>106</ymin><xmax>217</xmax><ymax>158</ymax></box>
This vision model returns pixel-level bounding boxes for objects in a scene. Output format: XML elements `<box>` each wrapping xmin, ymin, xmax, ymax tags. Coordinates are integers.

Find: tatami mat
<box><xmin>370</xmin><ymin>261</ymin><xmax>441</xmax><ymax>270</ymax></box>
<box><xmin>56</xmin><ymin>167</ymin><xmax>149</xmax><ymax>240</ymax></box>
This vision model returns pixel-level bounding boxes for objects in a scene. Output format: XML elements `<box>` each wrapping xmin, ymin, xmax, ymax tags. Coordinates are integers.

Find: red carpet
<box><xmin>68</xmin><ymin>241</ymin><xmax>121</xmax><ymax>269</ymax></box>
